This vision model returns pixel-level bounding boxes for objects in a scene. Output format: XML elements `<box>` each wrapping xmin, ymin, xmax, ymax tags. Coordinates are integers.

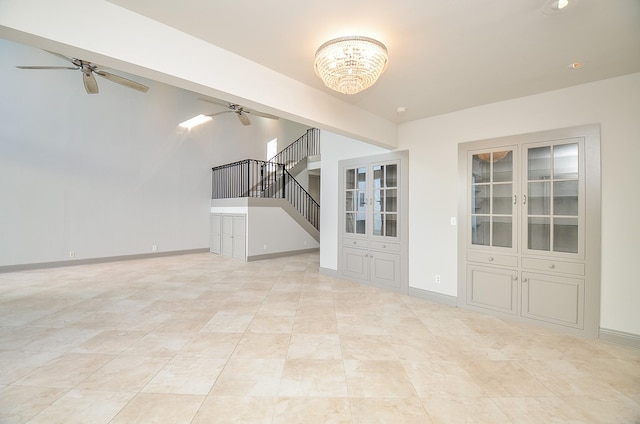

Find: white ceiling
<box><xmin>105</xmin><ymin>1</ymin><xmax>640</xmax><ymax>123</ymax></box>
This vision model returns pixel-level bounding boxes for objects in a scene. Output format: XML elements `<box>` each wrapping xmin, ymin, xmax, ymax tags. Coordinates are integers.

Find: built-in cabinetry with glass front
<box><xmin>340</xmin><ymin>151</ymin><xmax>408</xmax><ymax>293</ymax></box>
<box><xmin>458</xmin><ymin>125</ymin><xmax>600</xmax><ymax>337</ymax></box>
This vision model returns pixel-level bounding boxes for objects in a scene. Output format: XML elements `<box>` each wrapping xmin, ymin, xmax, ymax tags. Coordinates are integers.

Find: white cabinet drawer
<box><xmin>467</xmin><ymin>251</ymin><xmax>518</xmax><ymax>267</ymax></box>
<box><xmin>521</xmin><ymin>257</ymin><xmax>585</xmax><ymax>276</ymax></box>
<box><xmin>344</xmin><ymin>238</ymin><xmax>368</xmax><ymax>249</ymax></box>
<box><xmin>369</xmin><ymin>241</ymin><xmax>401</xmax><ymax>252</ymax></box>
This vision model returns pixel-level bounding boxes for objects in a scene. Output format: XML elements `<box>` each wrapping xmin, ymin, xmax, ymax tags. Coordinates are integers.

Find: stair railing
<box><xmin>211</xmin><ymin>159</ymin><xmax>319</xmax><ymax>231</ymax></box>
<box><xmin>268</xmin><ymin>128</ymin><xmax>320</xmax><ymax>170</ymax></box>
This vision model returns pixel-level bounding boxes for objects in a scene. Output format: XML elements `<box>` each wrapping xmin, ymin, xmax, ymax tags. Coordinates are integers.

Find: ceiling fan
<box><xmin>199</xmin><ymin>98</ymin><xmax>279</xmax><ymax>126</ymax></box>
<box><xmin>16</xmin><ymin>50</ymin><xmax>149</xmax><ymax>95</ymax></box>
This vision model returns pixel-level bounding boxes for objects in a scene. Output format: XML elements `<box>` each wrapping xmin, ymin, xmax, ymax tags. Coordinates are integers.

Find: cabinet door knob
<box><xmin>523</xmin><ymin>278</ymin><xmax>528</xmax><ymax>283</ymax></box>
<box><xmin>488</xmin><ymin>257</ymin><xmax>494</xmax><ymax>261</ymax></box>
<box><xmin>549</xmin><ymin>264</ymin><xmax>555</xmax><ymax>269</ymax></box>
<box><xmin>353</xmin><ymin>241</ymin><xmax>357</xmax><ymax>245</ymax></box>
<box><xmin>513</xmin><ymin>276</ymin><xmax>518</xmax><ymax>281</ymax></box>
<box><xmin>383</xmin><ymin>245</ymin><xmax>386</xmax><ymax>248</ymax></box>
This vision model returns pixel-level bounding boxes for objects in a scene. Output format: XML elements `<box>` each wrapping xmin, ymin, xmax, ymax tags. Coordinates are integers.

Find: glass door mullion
<box><xmin>370</xmin><ymin>161</ymin><xmax>399</xmax><ymax>240</ymax></box>
<box><xmin>469</xmin><ymin>147</ymin><xmax>515</xmax><ymax>251</ymax></box>
<box><xmin>525</xmin><ymin>140</ymin><xmax>582</xmax><ymax>256</ymax></box>
<box><xmin>549</xmin><ymin>165</ymin><xmax>555</xmax><ymax>252</ymax></box>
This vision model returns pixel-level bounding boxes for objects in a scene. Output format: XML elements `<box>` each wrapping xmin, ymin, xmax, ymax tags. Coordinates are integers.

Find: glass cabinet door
<box><xmin>524</xmin><ymin>140</ymin><xmax>582</xmax><ymax>256</ymax></box>
<box><xmin>345</xmin><ymin>166</ymin><xmax>367</xmax><ymax>235</ymax></box>
<box><xmin>344</xmin><ymin>161</ymin><xmax>400</xmax><ymax>239</ymax></box>
<box><xmin>470</xmin><ymin>149</ymin><xmax>516</xmax><ymax>250</ymax></box>
<box><xmin>372</xmin><ymin>162</ymin><xmax>398</xmax><ymax>238</ymax></box>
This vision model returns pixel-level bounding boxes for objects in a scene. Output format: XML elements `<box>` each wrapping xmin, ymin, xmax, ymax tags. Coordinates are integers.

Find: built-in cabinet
<box><xmin>210</xmin><ymin>214</ymin><xmax>246</xmax><ymax>261</ymax></box>
<box><xmin>339</xmin><ymin>151</ymin><xmax>409</xmax><ymax>293</ymax></box>
<box><xmin>458</xmin><ymin>125</ymin><xmax>600</xmax><ymax>337</ymax></box>
<box><xmin>209</xmin><ymin>214</ymin><xmax>221</xmax><ymax>254</ymax></box>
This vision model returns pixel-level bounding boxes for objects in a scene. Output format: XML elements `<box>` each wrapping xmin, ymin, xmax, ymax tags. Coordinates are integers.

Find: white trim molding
<box><xmin>599</xmin><ymin>328</ymin><xmax>640</xmax><ymax>351</ymax></box>
<box><xmin>408</xmin><ymin>287</ymin><xmax>458</xmax><ymax>307</ymax></box>
<box><xmin>0</xmin><ymin>248</ymin><xmax>210</xmax><ymax>274</ymax></box>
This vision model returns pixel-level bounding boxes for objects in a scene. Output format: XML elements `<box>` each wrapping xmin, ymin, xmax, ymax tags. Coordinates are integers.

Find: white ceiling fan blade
<box><xmin>237</xmin><ymin>112</ymin><xmax>251</xmax><ymax>126</ymax></box>
<box><xmin>245</xmin><ymin>109</ymin><xmax>279</xmax><ymax>120</ymax></box>
<box><xmin>206</xmin><ymin>111</ymin><xmax>233</xmax><ymax>117</ymax></box>
<box><xmin>83</xmin><ymin>71</ymin><xmax>99</xmax><ymax>94</ymax></box>
<box><xmin>44</xmin><ymin>50</ymin><xmax>81</xmax><ymax>67</ymax></box>
<box><xmin>199</xmin><ymin>97</ymin><xmax>230</xmax><ymax>107</ymax></box>
<box><xmin>94</xmin><ymin>70</ymin><xmax>149</xmax><ymax>93</ymax></box>
<box><xmin>16</xmin><ymin>66</ymin><xmax>78</xmax><ymax>70</ymax></box>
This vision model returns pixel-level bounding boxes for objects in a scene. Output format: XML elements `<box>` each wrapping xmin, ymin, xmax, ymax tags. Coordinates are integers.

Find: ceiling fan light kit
<box><xmin>314</xmin><ymin>36</ymin><xmax>388</xmax><ymax>95</ymax></box>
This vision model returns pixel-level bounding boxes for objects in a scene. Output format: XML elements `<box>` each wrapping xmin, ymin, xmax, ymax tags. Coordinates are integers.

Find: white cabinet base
<box><xmin>342</xmin><ymin>247</ymin><xmax>368</xmax><ymax>281</ymax></box>
<box><xmin>467</xmin><ymin>265</ymin><xmax>518</xmax><ymax>315</ymax></box>
<box><xmin>522</xmin><ymin>272</ymin><xmax>584</xmax><ymax>328</ymax></box>
<box><xmin>211</xmin><ymin>214</ymin><xmax>246</xmax><ymax>261</ymax></box>
<box><xmin>370</xmin><ymin>251</ymin><xmax>401</xmax><ymax>289</ymax></box>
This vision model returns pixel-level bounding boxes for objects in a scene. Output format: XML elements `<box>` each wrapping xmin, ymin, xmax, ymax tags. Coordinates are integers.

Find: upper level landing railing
<box><xmin>211</xmin><ymin>159</ymin><xmax>319</xmax><ymax>231</ymax></box>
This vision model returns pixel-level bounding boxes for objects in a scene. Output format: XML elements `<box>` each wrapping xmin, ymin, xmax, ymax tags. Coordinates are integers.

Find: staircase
<box><xmin>211</xmin><ymin>128</ymin><xmax>320</xmax><ymax>231</ymax></box>
<box><xmin>268</xmin><ymin>128</ymin><xmax>320</xmax><ymax>175</ymax></box>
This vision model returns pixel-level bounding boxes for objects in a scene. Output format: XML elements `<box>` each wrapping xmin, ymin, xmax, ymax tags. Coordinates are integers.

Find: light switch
<box><xmin>450</xmin><ymin>217</ymin><xmax>457</xmax><ymax>226</ymax></box>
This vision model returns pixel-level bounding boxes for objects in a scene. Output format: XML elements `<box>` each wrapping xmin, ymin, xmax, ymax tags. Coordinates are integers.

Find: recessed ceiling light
<box><xmin>396</xmin><ymin>106</ymin><xmax>407</xmax><ymax>113</ymax></box>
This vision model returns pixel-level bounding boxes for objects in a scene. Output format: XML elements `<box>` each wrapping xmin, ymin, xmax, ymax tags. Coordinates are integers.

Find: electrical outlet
<box><xmin>151</xmin><ymin>244</ymin><xmax>157</xmax><ymax>252</ymax></box>
<box><xmin>69</xmin><ymin>251</ymin><xmax>75</xmax><ymax>258</ymax></box>
<box><xmin>435</xmin><ymin>274</ymin><xmax>441</xmax><ymax>283</ymax></box>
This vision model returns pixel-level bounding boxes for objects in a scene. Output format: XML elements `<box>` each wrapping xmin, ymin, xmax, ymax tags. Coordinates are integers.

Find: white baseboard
<box><xmin>599</xmin><ymin>328</ymin><xmax>640</xmax><ymax>351</ymax></box>
<box><xmin>0</xmin><ymin>248</ymin><xmax>210</xmax><ymax>273</ymax></box>
<box><xmin>319</xmin><ymin>267</ymin><xmax>339</xmax><ymax>278</ymax></box>
<box><xmin>247</xmin><ymin>248</ymin><xmax>319</xmax><ymax>262</ymax></box>
<box><xmin>408</xmin><ymin>287</ymin><xmax>458</xmax><ymax>307</ymax></box>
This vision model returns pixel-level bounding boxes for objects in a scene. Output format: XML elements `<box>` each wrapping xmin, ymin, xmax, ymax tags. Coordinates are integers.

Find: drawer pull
<box><xmin>353</xmin><ymin>241</ymin><xmax>357</xmax><ymax>245</ymax></box>
<box><xmin>488</xmin><ymin>257</ymin><xmax>494</xmax><ymax>261</ymax></box>
<box><xmin>549</xmin><ymin>264</ymin><xmax>555</xmax><ymax>269</ymax></box>
<box><xmin>383</xmin><ymin>245</ymin><xmax>386</xmax><ymax>248</ymax></box>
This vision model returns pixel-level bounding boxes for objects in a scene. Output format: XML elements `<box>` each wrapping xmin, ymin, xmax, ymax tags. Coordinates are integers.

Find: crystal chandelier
<box><xmin>314</xmin><ymin>36</ymin><xmax>388</xmax><ymax>95</ymax></box>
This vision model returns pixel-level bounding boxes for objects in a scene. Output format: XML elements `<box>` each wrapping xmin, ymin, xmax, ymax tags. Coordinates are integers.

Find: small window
<box><xmin>267</xmin><ymin>138</ymin><xmax>277</xmax><ymax>161</ymax></box>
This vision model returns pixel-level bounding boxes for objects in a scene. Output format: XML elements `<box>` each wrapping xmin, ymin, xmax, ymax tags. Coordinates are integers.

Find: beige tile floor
<box><xmin>0</xmin><ymin>252</ymin><xmax>638</xmax><ymax>423</ymax></box>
